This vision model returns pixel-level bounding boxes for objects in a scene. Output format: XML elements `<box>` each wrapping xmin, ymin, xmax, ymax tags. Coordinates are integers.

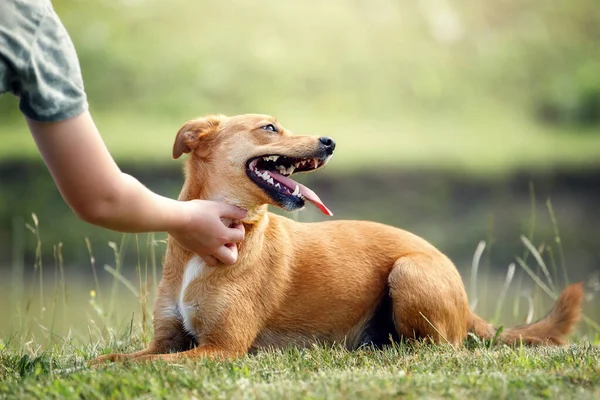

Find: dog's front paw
<box><xmin>87</xmin><ymin>353</ymin><xmax>127</xmax><ymax>367</ymax></box>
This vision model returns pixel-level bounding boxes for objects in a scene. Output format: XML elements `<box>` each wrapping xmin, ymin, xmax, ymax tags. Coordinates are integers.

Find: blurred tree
<box><xmin>2</xmin><ymin>0</ymin><xmax>599</xmax><ymax>127</ymax></box>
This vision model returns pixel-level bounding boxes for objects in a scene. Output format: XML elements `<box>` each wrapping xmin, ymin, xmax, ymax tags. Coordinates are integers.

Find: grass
<box><xmin>1</xmin><ymin>341</ymin><xmax>599</xmax><ymax>399</ymax></box>
<box><xmin>1</xmin><ymin>204</ymin><xmax>599</xmax><ymax>399</ymax></box>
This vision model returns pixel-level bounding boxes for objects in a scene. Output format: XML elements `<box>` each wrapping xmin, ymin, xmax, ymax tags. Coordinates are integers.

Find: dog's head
<box><xmin>173</xmin><ymin>114</ymin><xmax>335</xmax><ymax>216</ymax></box>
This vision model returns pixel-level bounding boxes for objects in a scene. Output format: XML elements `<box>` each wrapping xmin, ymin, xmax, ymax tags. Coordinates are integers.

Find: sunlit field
<box><xmin>1</xmin><ymin>0</ymin><xmax>599</xmax><ymax>398</ymax></box>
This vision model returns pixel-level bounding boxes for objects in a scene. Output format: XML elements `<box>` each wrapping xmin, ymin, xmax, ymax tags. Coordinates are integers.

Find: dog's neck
<box><xmin>165</xmin><ymin>179</ymin><xmax>268</xmax><ymax>271</ymax></box>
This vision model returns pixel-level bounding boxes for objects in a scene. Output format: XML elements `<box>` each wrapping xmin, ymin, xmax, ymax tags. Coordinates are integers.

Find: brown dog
<box><xmin>91</xmin><ymin>114</ymin><xmax>583</xmax><ymax>363</ymax></box>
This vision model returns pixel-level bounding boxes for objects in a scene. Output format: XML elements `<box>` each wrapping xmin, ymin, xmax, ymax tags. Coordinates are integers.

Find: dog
<box><xmin>91</xmin><ymin>114</ymin><xmax>583</xmax><ymax>363</ymax></box>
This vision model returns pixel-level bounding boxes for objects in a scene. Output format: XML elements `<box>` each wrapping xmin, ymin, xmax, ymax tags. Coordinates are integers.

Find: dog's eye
<box><xmin>261</xmin><ymin>124</ymin><xmax>278</xmax><ymax>133</ymax></box>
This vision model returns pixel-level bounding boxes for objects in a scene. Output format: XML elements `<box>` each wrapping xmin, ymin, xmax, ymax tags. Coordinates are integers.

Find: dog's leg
<box><xmin>89</xmin><ymin>294</ymin><xmax>195</xmax><ymax>365</ymax></box>
<box><xmin>132</xmin><ymin>278</ymin><xmax>264</xmax><ymax>363</ymax></box>
<box><xmin>88</xmin><ymin>347</ymin><xmax>157</xmax><ymax>365</ymax></box>
<box><xmin>388</xmin><ymin>254</ymin><xmax>469</xmax><ymax>346</ymax></box>
<box><xmin>88</xmin><ymin>318</ymin><xmax>196</xmax><ymax>365</ymax></box>
<box><xmin>131</xmin><ymin>345</ymin><xmax>244</xmax><ymax>362</ymax></box>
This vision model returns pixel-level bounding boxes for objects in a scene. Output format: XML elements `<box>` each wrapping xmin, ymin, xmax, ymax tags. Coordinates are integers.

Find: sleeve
<box><xmin>2</xmin><ymin>1</ymin><xmax>89</xmax><ymax>122</ymax></box>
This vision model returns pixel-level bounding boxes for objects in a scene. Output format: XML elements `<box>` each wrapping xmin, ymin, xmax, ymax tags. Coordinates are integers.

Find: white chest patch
<box><xmin>177</xmin><ymin>256</ymin><xmax>207</xmax><ymax>336</ymax></box>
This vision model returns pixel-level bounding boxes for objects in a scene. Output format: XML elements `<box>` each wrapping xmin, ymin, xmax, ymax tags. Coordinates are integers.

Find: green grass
<box><xmin>1</xmin><ymin>204</ymin><xmax>599</xmax><ymax>399</ymax></box>
<box><xmin>1</xmin><ymin>341</ymin><xmax>599</xmax><ymax>399</ymax></box>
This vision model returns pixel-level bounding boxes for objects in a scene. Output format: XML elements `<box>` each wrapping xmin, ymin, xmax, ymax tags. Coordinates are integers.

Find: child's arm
<box><xmin>0</xmin><ymin>1</ymin><xmax>246</xmax><ymax>265</ymax></box>
<box><xmin>28</xmin><ymin>111</ymin><xmax>246</xmax><ymax>265</ymax></box>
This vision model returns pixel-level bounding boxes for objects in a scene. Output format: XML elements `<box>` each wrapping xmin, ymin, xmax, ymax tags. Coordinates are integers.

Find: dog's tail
<box><xmin>467</xmin><ymin>283</ymin><xmax>584</xmax><ymax>345</ymax></box>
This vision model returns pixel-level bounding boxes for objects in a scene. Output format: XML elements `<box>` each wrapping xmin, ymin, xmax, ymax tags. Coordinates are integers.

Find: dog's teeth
<box><xmin>287</xmin><ymin>165</ymin><xmax>296</xmax><ymax>175</ymax></box>
<box><xmin>275</xmin><ymin>183</ymin><xmax>280</xmax><ymax>189</ymax></box>
<box><xmin>267</xmin><ymin>177</ymin><xmax>274</xmax><ymax>185</ymax></box>
<box><xmin>272</xmin><ymin>155</ymin><xmax>279</xmax><ymax>162</ymax></box>
<box><xmin>278</xmin><ymin>165</ymin><xmax>286</xmax><ymax>174</ymax></box>
<box><xmin>313</xmin><ymin>158</ymin><xmax>320</xmax><ymax>168</ymax></box>
<box><xmin>292</xmin><ymin>185</ymin><xmax>300</xmax><ymax>196</ymax></box>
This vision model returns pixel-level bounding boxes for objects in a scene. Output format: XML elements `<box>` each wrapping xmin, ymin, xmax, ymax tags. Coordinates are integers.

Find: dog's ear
<box><xmin>172</xmin><ymin>115</ymin><xmax>221</xmax><ymax>159</ymax></box>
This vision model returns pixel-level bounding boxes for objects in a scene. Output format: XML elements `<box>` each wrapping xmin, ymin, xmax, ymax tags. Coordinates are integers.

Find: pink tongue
<box><xmin>267</xmin><ymin>170</ymin><xmax>333</xmax><ymax>216</ymax></box>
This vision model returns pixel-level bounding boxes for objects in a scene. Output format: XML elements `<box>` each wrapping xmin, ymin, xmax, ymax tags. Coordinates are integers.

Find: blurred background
<box><xmin>1</xmin><ymin>0</ymin><xmax>599</xmax><ymax>342</ymax></box>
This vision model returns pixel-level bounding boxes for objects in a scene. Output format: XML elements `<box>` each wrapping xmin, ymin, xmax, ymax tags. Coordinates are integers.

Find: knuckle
<box><xmin>217</xmin><ymin>236</ymin><xmax>229</xmax><ymax>244</ymax></box>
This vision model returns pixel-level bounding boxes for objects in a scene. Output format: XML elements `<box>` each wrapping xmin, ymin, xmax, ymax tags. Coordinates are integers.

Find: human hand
<box><xmin>28</xmin><ymin>113</ymin><xmax>247</xmax><ymax>264</ymax></box>
<box><xmin>169</xmin><ymin>200</ymin><xmax>247</xmax><ymax>265</ymax></box>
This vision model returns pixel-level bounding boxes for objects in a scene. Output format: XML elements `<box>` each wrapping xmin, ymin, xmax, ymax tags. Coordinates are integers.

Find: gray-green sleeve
<box><xmin>0</xmin><ymin>0</ymin><xmax>88</xmax><ymax>122</ymax></box>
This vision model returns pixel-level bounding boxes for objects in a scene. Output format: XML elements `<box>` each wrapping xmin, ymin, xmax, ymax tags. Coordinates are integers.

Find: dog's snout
<box><xmin>319</xmin><ymin>137</ymin><xmax>336</xmax><ymax>154</ymax></box>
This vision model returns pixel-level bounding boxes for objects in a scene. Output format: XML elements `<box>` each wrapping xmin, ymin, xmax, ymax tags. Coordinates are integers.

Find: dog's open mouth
<box><xmin>246</xmin><ymin>155</ymin><xmax>333</xmax><ymax>216</ymax></box>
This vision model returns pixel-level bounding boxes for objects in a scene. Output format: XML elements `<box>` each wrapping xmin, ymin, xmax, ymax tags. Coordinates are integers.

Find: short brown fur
<box><xmin>90</xmin><ymin>114</ymin><xmax>584</xmax><ymax>364</ymax></box>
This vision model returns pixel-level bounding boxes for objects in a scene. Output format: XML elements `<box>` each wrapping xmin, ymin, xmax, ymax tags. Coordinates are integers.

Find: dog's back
<box><xmin>251</xmin><ymin>215</ymin><xmax>464</xmax><ymax>349</ymax></box>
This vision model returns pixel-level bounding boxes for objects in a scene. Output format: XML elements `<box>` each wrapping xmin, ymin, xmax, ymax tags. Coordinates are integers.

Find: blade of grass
<box><xmin>135</xmin><ymin>234</ymin><xmax>148</xmax><ymax>335</ymax></box>
<box><xmin>48</xmin><ymin>244</ymin><xmax>60</xmax><ymax>348</ymax></box>
<box><xmin>107</xmin><ymin>234</ymin><xmax>129</xmax><ymax>320</ymax></box>
<box><xmin>515</xmin><ymin>256</ymin><xmax>557</xmax><ymax>300</ymax></box>
<box><xmin>469</xmin><ymin>240</ymin><xmax>486</xmax><ymax>310</ymax></box>
<box><xmin>491</xmin><ymin>325</ymin><xmax>504</xmax><ymax>347</ymax></box>
<box><xmin>10</xmin><ymin>216</ymin><xmax>25</xmax><ymax>332</ymax></box>
<box><xmin>419</xmin><ymin>312</ymin><xmax>456</xmax><ymax>350</ymax></box>
<box><xmin>514</xmin><ymin>182</ymin><xmax>537</xmax><ymax>319</ymax></box>
<box><xmin>492</xmin><ymin>263</ymin><xmax>516</xmax><ymax>324</ymax></box>
<box><xmin>520</xmin><ymin>236</ymin><xmax>557</xmax><ymax>294</ymax></box>
<box><xmin>26</xmin><ymin>213</ymin><xmax>44</xmax><ymax>319</ymax></box>
<box><xmin>481</xmin><ymin>216</ymin><xmax>495</xmax><ymax>316</ymax></box>
<box><xmin>151</xmin><ymin>233</ymin><xmax>158</xmax><ymax>298</ymax></box>
<box><xmin>521</xmin><ymin>292</ymin><xmax>535</xmax><ymax>324</ymax></box>
<box><xmin>104</xmin><ymin>265</ymin><xmax>140</xmax><ymax>298</ymax></box>
<box><xmin>85</xmin><ymin>238</ymin><xmax>102</xmax><ymax>304</ymax></box>
<box><xmin>546</xmin><ymin>246</ymin><xmax>560</xmax><ymax>292</ymax></box>
<box><xmin>547</xmin><ymin>199</ymin><xmax>569</xmax><ymax>286</ymax></box>
<box><xmin>57</xmin><ymin>243</ymin><xmax>67</xmax><ymax>324</ymax></box>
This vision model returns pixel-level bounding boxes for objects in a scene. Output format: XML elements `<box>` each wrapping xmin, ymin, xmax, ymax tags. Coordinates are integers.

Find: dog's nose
<box><xmin>319</xmin><ymin>136</ymin><xmax>336</xmax><ymax>153</ymax></box>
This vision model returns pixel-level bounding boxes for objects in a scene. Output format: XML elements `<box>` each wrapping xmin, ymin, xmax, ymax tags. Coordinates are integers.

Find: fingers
<box><xmin>217</xmin><ymin>204</ymin><xmax>248</xmax><ymax>220</ymax></box>
<box><xmin>206</xmin><ymin>224</ymin><xmax>243</xmax><ymax>264</ymax></box>
<box><xmin>213</xmin><ymin>243</ymin><xmax>239</xmax><ymax>265</ymax></box>
<box><xmin>224</xmin><ymin>223</ymin><xmax>245</xmax><ymax>243</ymax></box>
<box><xmin>175</xmin><ymin>201</ymin><xmax>247</xmax><ymax>265</ymax></box>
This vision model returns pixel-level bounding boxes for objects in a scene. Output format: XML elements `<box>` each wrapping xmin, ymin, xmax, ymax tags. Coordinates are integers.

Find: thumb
<box><xmin>218</xmin><ymin>204</ymin><xmax>248</xmax><ymax>220</ymax></box>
